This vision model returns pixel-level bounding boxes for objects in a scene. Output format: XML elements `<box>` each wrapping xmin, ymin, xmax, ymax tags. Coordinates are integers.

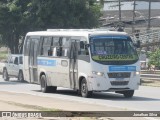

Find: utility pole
<box><xmin>132</xmin><ymin>0</ymin><xmax>136</xmax><ymax>34</ymax></box>
<box><xmin>118</xmin><ymin>0</ymin><xmax>121</xmax><ymax>22</ymax></box>
<box><xmin>148</xmin><ymin>0</ymin><xmax>151</xmax><ymax>30</ymax></box>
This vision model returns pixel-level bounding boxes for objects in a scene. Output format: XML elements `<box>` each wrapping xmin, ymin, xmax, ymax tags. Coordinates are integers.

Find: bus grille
<box><xmin>108</xmin><ymin>72</ymin><xmax>131</xmax><ymax>78</ymax></box>
<box><xmin>110</xmin><ymin>81</ymin><xmax>129</xmax><ymax>86</ymax></box>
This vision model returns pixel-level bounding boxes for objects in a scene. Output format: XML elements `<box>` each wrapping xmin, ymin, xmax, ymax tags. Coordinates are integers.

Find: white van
<box><xmin>3</xmin><ymin>54</ymin><xmax>24</xmax><ymax>81</ymax></box>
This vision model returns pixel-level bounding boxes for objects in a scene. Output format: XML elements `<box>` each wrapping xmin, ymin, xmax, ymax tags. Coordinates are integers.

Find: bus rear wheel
<box><xmin>40</xmin><ymin>75</ymin><xmax>57</xmax><ymax>93</ymax></box>
<box><xmin>80</xmin><ymin>78</ymin><xmax>92</xmax><ymax>98</ymax></box>
<box><xmin>40</xmin><ymin>75</ymin><xmax>50</xmax><ymax>93</ymax></box>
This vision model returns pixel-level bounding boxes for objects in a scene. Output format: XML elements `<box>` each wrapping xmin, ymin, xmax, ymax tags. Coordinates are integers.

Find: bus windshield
<box><xmin>89</xmin><ymin>35</ymin><xmax>139</xmax><ymax>65</ymax></box>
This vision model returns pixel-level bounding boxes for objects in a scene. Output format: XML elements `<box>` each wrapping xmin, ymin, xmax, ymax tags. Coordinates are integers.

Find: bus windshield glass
<box><xmin>89</xmin><ymin>35</ymin><xmax>139</xmax><ymax>65</ymax></box>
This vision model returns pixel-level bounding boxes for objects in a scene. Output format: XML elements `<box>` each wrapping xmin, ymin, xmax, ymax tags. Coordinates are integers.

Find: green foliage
<box><xmin>0</xmin><ymin>0</ymin><xmax>103</xmax><ymax>53</ymax></box>
<box><xmin>148</xmin><ymin>49</ymin><xmax>160</xmax><ymax>67</ymax></box>
<box><xmin>28</xmin><ymin>0</ymin><xmax>102</xmax><ymax>29</ymax></box>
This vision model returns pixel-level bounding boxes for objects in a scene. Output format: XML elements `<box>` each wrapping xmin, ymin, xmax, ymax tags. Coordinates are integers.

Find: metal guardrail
<box><xmin>140</xmin><ymin>70</ymin><xmax>160</xmax><ymax>80</ymax></box>
<box><xmin>141</xmin><ymin>74</ymin><xmax>160</xmax><ymax>80</ymax></box>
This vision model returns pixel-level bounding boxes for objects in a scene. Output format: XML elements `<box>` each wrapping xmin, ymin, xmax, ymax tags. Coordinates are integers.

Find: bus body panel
<box><xmin>86</xmin><ymin>60</ymin><xmax>140</xmax><ymax>91</ymax></box>
<box><xmin>23</xmin><ymin>56</ymin><xmax>30</xmax><ymax>82</ymax></box>
<box><xmin>37</xmin><ymin>57</ymin><xmax>70</xmax><ymax>88</ymax></box>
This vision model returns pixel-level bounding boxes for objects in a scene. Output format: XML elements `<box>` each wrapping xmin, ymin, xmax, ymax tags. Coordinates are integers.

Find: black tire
<box><xmin>3</xmin><ymin>68</ymin><xmax>9</xmax><ymax>81</ymax></box>
<box><xmin>123</xmin><ymin>90</ymin><xmax>134</xmax><ymax>98</ymax></box>
<box><xmin>80</xmin><ymin>78</ymin><xmax>92</xmax><ymax>98</ymax></box>
<box><xmin>40</xmin><ymin>75</ymin><xmax>57</xmax><ymax>93</ymax></box>
<box><xmin>18</xmin><ymin>70</ymin><xmax>24</xmax><ymax>82</ymax></box>
<box><xmin>50</xmin><ymin>86</ymin><xmax>57</xmax><ymax>93</ymax></box>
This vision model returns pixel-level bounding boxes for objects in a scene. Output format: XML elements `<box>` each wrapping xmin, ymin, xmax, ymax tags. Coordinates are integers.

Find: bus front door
<box><xmin>69</xmin><ymin>41</ymin><xmax>78</xmax><ymax>89</ymax></box>
<box><xmin>29</xmin><ymin>38</ymin><xmax>39</xmax><ymax>83</ymax></box>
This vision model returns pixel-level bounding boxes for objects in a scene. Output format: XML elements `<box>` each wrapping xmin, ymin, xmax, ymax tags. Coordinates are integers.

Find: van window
<box><xmin>14</xmin><ymin>57</ymin><xmax>18</xmax><ymax>65</ymax></box>
<box><xmin>9</xmin><ymin>56</ymin><xmax>15</xmax><ymax>64</ymax></box>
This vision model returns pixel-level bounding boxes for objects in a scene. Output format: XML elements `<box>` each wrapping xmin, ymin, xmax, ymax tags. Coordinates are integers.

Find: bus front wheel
<box><xmin>80</xmin><ymin>78</ymin><xmax>92</xmax><ymax>98</ymax></box>
<box><xmin>116</xmin><ymin>90</ymin><xmax>134</xmax><ymax>98</ymax></box>
<box><xmin>123</xmin><ymin>90</ymin><xmax>134</xmax><ymax>98</ymax></box>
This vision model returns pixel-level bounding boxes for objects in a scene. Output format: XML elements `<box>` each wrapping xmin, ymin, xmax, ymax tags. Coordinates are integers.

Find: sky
<box><xmin>103</xmin><ymin>1</ymin><xmax>160</xmax><ymax>11</ymax></box>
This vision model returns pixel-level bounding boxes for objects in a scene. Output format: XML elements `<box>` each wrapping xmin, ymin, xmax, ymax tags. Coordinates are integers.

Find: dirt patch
<box><xmin>141</xmin><ymin>79</ymin><xmax>160</xmax><ymax>87</ymax></box>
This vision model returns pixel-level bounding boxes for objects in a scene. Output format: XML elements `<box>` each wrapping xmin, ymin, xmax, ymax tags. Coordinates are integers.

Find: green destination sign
<box><xmin>92</xmin><ymin>54</ymin><xmax>138</xmax><ymax>61</ymax></box>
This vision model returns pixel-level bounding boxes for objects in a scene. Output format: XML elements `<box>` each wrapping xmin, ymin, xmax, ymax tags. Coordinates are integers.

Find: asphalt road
<box><xmin>0</xmin><ymin>76</ymin><xmax>160</xmax><ymax>111</ymax></box>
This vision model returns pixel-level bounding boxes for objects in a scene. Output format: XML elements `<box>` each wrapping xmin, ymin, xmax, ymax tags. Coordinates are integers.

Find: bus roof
<box><xmin>26</xmin><ymin>29</ymin><xmax>128</xmax><ymax>37</ymax></box>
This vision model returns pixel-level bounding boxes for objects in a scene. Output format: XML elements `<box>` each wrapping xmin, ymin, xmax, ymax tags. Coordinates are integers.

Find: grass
<box><xmin>0</xmin><ymin>100</ymin><xmax>59</xmax><ymax>111</ymax></box>
<box><xmin>0</xmin><ymin>100</ymin><xmax>100</xmax><ymax>119</ymax></box>
<box><xmin>0</xmin><ymin>51</ymin><xmax>8</xmax><ymax>61</ymax></box>
<box><xmin>141</xmin><ymin>79</ymin><xmax>160</xmax><ymax>87</ymax></box>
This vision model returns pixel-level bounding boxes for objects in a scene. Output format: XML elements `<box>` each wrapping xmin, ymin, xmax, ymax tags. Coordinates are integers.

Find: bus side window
<box><xmin>61</xmin><ymin>37</ymin><xmax>70</xmax><ymax>57</ymax></box>
<box><xmin>53</xmin><ymin>37</ymin><xmax>70</xmax><ymax>57</ymax></box>
<box><xmin>41</xmin><ymin>37</ymin><xmax>52</xmax><ymax>56</ymax></box>
<box><xmin>24</xmin><ymin>36</ymin><xmax>31</xmax><ymax>56</ymax></box>
<box><xmin>79</xmin><ymin>41</ymin><xmax>89</xmax><ymax>55</ymax></box>
<box><xmin>51</xmin><ymin>37</ymin><xmax>60</xmax><ymax>57</ymax></box>
<box><xmin>48</xmin><ymin>37</ymin><xmax>53</xmax><ymax>56</ymax></box>
<box><xmin>56</xmin><ymin>38</ymin><xmax>62</xmax><ymax>56</ymax></box>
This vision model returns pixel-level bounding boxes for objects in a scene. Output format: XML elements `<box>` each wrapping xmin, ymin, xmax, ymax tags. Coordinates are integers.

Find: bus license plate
<box><xmin>115</xmin><ymin>78</ymin><xmax>124</xmax><ymax>80</ymax></box>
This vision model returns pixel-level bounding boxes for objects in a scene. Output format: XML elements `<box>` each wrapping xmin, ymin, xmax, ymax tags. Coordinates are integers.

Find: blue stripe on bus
<box><xmin>92</xmin><ymin>36</ymin><xmax>128</xmax><ymax>39</ymax></box>
<box><xmin>109</xmin><ymin>66</ymin><xmax>136</xmax><ymax>71</ymax></box>
<box><xmin>37</xmin><ymin>59</ymin><xmax>56</xmax><ymax>66</ymax></box>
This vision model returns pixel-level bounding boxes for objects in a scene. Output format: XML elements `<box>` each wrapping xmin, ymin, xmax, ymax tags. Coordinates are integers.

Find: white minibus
<box><xmin>23</xmin><ymin>29</ymin><xmax>140</xmax><ymax>98</ymax></box>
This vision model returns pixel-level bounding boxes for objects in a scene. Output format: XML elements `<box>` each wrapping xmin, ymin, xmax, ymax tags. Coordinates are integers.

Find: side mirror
<box><xmin>80</xmin><ymin>41</ymin><xmax>85</xmax><ymax>49</ymax></box>
<box><xmin>85</xmin><ymin>44</ymin><xmax>90</xmax><ymax>48</ymax></box>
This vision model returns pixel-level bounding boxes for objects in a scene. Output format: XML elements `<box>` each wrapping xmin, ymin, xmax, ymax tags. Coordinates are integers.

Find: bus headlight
<box><xmin>92</xmin><ymin>71</ymin><xmax>104</xmax><ymax>76</ymax></box>
<box><xmin>134</xmin><ymin>71</ymin><xmax>140</xmax><ymax>76</ymax></box>
<box><xmin>136</xmin><ymin>71</ymin><xmax>140</xmax><ymax>75</ymax></box>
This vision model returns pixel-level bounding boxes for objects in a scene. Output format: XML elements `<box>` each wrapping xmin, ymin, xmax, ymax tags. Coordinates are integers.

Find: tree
<box><xmin>0</xmin><ymin>0</ymin><xmax>32</xmax><ymax>53</ymax></box>
<box><xmin>28</xmin><ymin>0</ymin><xmax>102</xmax><ymax>29</ymax></box>
<box><xmin>148</xmin><ymin>49</ymin><xmax>160</xmax><ymax>69</ymax></box>
<box><xmin>0</xmin><ymin>0</ymin><xmax>102</xmax><ymax>53</ymax></box>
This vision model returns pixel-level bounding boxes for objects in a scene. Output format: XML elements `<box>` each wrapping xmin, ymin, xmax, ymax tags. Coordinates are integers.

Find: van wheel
<box><xmin>18</xmin><ymin>70</ymin><xmax>24</xmax><ymax>82</ymax></box>
<box><xmin>123</xmin><ymin>90</ymin><xmax>134</xmax><ymax>98</ymax></box>
<box><xmin>80</xmin><ymin>78</ymin><xmax>92</xmax><ymax>98</ymax></box>
<box><xmin>3</xmin><ymin>69</ymin><xmax>9</xmax><ymax>81</ymax></box>
<box><xmin>40</xmin><ymin>75</ymin><xmax>57</xmax><ymax>93</ymax></box>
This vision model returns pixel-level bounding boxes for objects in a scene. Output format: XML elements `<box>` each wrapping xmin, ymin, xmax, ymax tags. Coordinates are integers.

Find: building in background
<box><xmin>100</xmin><ymin>1</ymin><xmax>160</xmax><ymax>34</ymax></box>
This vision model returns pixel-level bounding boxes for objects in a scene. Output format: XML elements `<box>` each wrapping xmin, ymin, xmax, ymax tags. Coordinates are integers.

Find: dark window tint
<box><xmin>19</xmin><ymin>56</ymin><xmax>23</xmax><ymax>64</ymax></box>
